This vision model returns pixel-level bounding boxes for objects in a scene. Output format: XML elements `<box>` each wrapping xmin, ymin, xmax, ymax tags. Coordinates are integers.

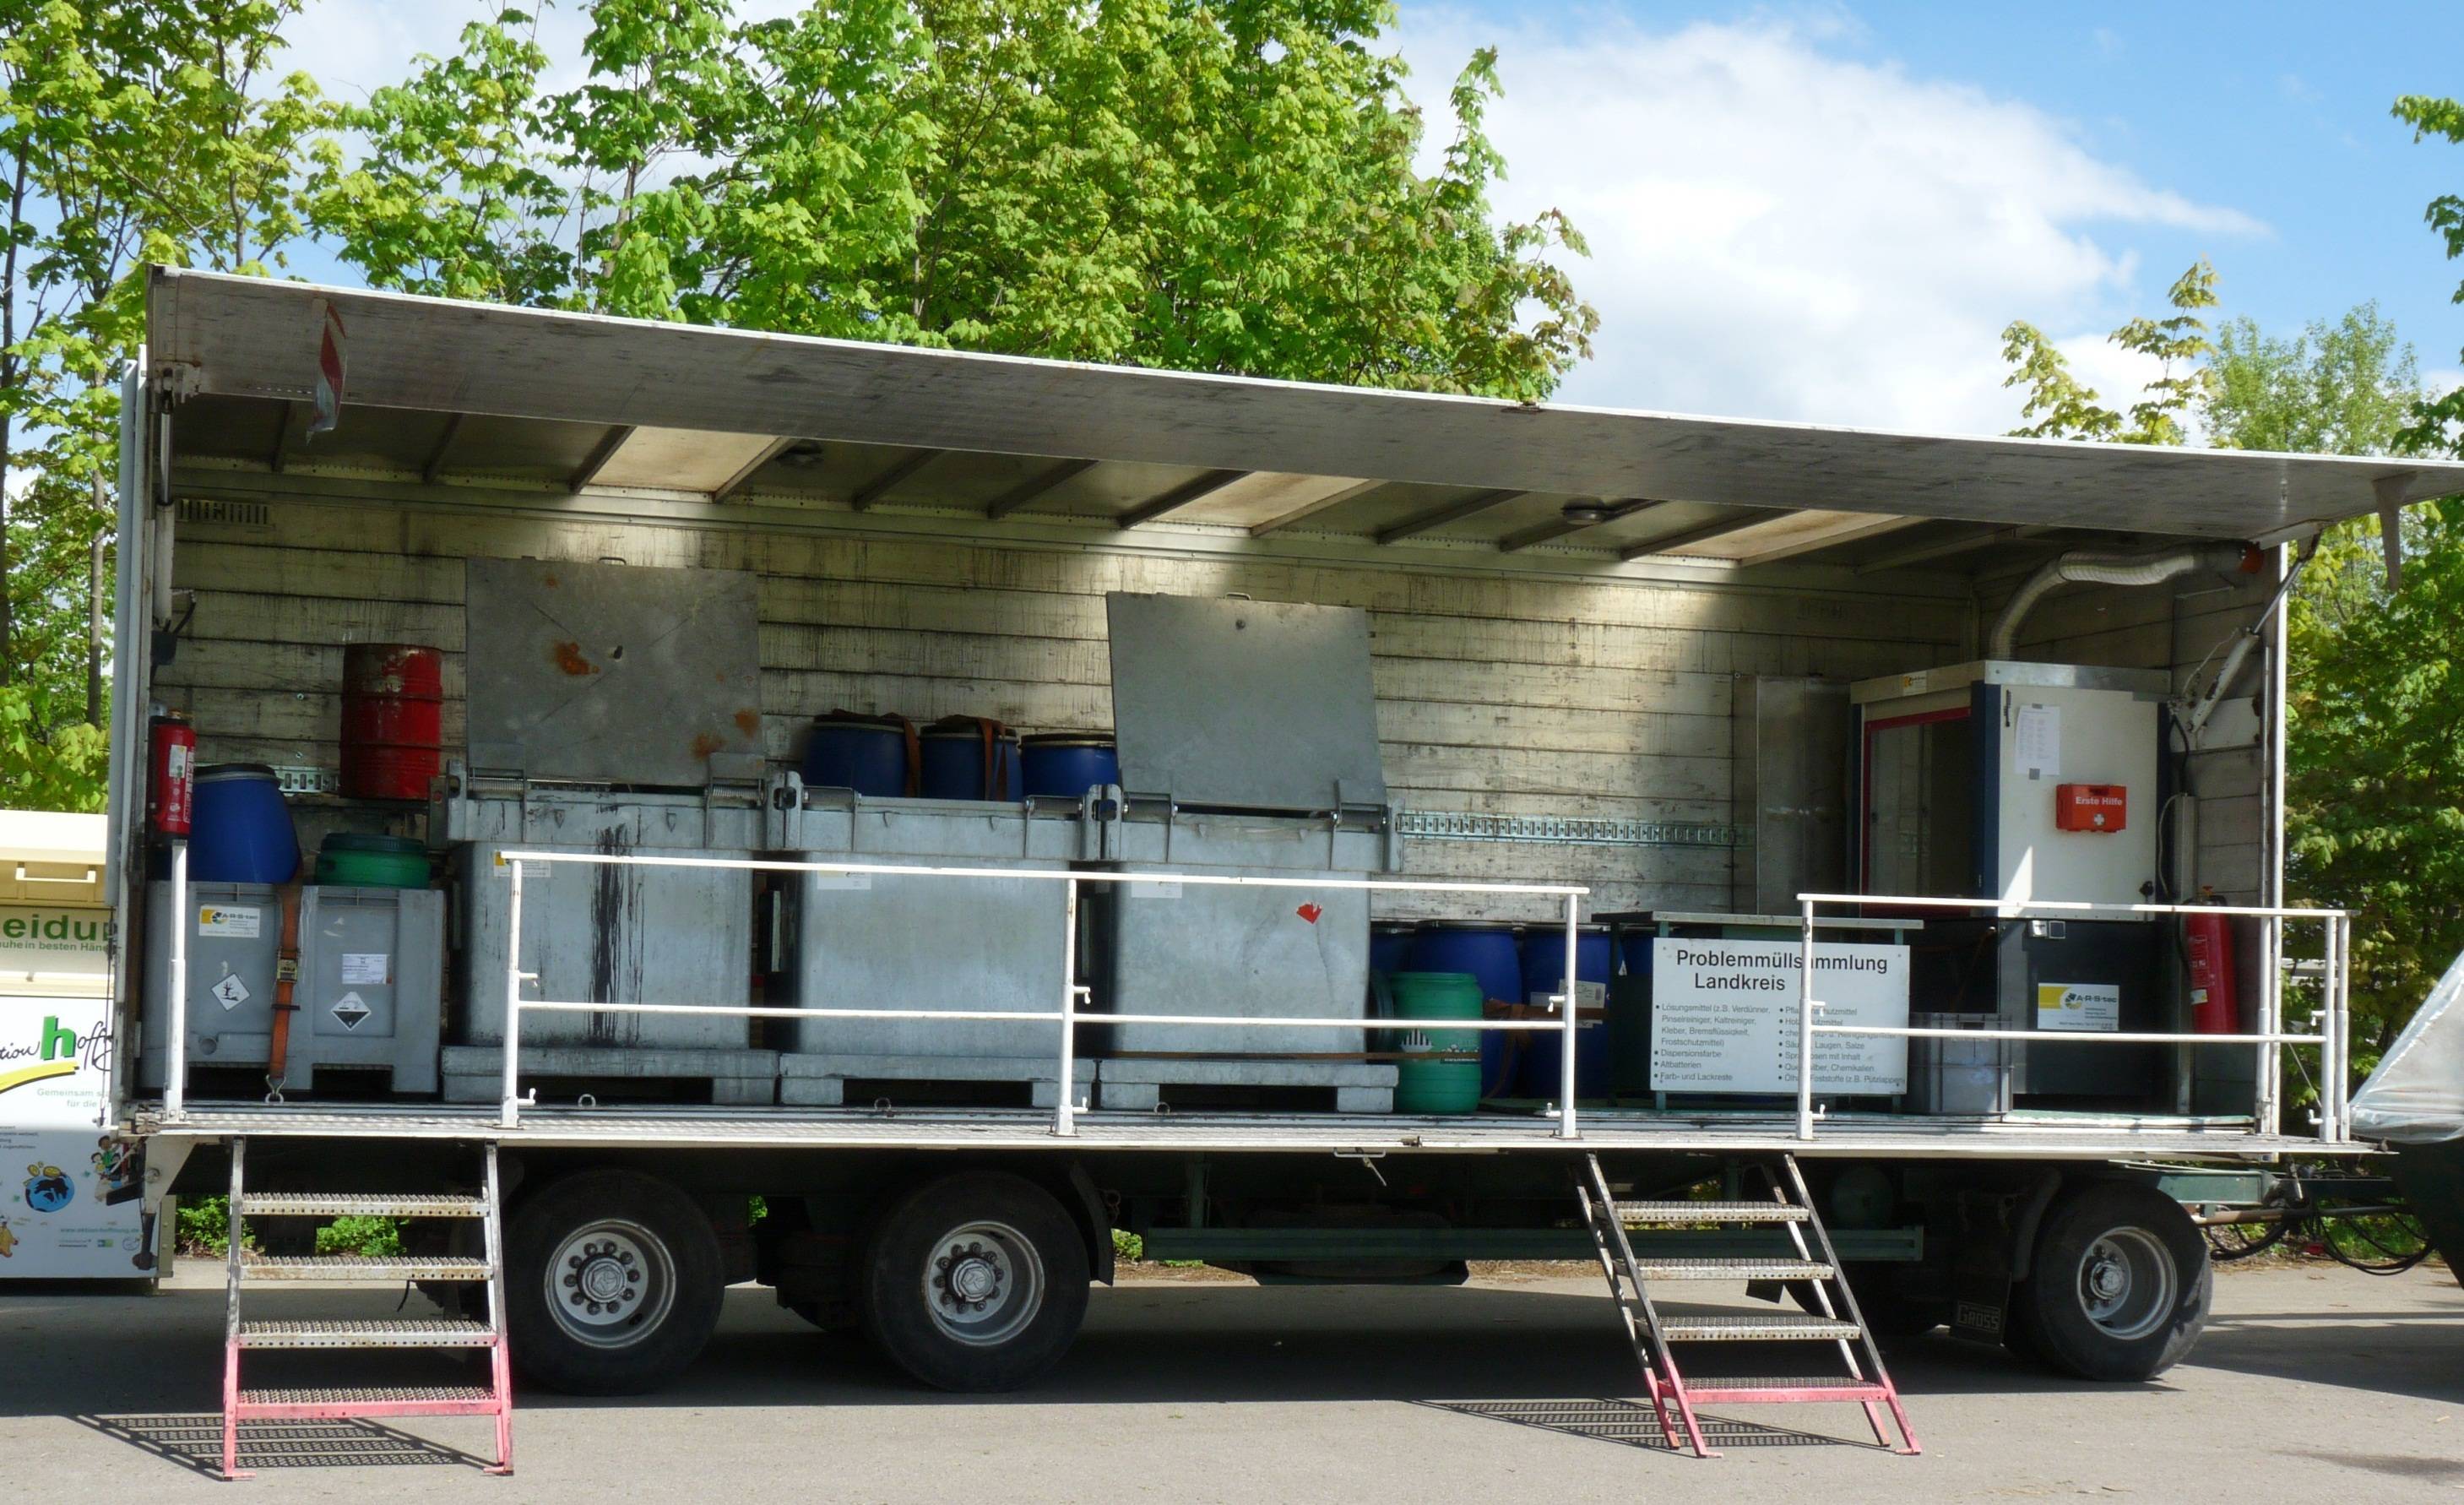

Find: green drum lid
<box><xmin>315</xmin><ymin>832</ymin><xmax>431</xmax><ymax>888</ymax></box>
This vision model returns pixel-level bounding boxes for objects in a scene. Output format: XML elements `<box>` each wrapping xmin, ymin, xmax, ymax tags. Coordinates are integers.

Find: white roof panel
<box><xmin>149</xmin><ymin>268</ymin><xmax>2464</xmax><ymax>542</ymax></box>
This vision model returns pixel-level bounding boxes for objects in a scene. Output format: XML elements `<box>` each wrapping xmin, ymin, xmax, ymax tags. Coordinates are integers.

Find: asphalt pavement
<box><xmin>0</xmin><ymin>1260</ymin><xmax>2456</xmax><ymax>1502</ymax></box>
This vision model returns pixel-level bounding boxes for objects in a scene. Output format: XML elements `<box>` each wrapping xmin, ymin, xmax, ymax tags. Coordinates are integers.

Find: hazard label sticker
<box><xmin>330</xmin><ymin>992</ymin><xmax>372</xmax><ymax>1031</ymax></box>
<box><xmin>210</xmin><ymin>974</ymin><xmax>251</xmax><ymax>1011</ymax></box>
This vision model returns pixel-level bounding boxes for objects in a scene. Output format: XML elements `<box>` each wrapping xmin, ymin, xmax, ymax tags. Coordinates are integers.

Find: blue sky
<box><xmin>278</xmin><ymin>0</ymin><xmax>2464</xmax><ymax>436</ymax></box>
<box><xmin>1388</xmin><ymin>2</ymin><xmax>2464</xmax><ymax>430</ymax></box>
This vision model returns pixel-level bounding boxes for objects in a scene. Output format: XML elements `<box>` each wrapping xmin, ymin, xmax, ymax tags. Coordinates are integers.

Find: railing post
<box><xmin>2326</xmin><ymin>914</ymin><xmax>2348</xmax><ymax>1143</ymax></box>
<box><xmin>1557</xmin><ymin>894</ymin><xmax>1579</xmax><ymax>1140</ymax></box>
<box><xmin>499</xmin><ymin>855</ymin><xmax>524</xmax><ymax>1129</ymax></box>
<box><xmin>1056</xmin><ymin>877</ymin><xmax>1080</xmax><ymax>1138</ymax></box>
<box><xmin>1796</xmin><ymin>894</ymin><xmax>1817</xmax><ymax>1140</ymax></box>
<box><xmin>165</xmin><ymin>838</ymin><xmax>189</xmax><ymax>1122</ymax></box>
<box><xmin>2258</xmin><ymin>912</ymin><xmax>2282</xmax><ymax>1137</ymax></box>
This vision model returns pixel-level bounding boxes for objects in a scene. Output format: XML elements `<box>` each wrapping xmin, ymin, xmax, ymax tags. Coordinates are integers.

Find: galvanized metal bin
<box><xmin>448</xmin><ymin>841</ymin><xmax>753</xmax><ymax>1050</ymax></box>
<box><xmin>1905</xmin><ymin>1011</ymin><xmax>2013</xmax><ymax>1116</ymax></box>
<box><xmin>772</xmin><ymin>791</ymin><xmax>1080</xmax><ymax>1062</ymax></box>
<box><xmin>138</xmin><ymin>880</ymin><xmax>443</xmax><ymax>1093</ymax></box>
<box><xmin>1099</xmin><ymin>810</ymin><xmax>1383</xmax><ymax>1056</ymax></box>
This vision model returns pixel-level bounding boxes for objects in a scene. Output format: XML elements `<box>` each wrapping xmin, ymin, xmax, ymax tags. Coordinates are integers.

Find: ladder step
<box><xmin>237</xmin><ymin>1318</ymin><xmax>497</xmax><ymax>1350</ymax></box>
<box><xmin>1631</xmin><ymin>1258</ymin><xmax>1832</xmax><ymax>1281</ymax></box>
<box><xmin>1680</xmin><ymin>1377</ymin><xmax>1897</xmax><ymax>1404</ymax></box>
<box><xmin>242</xmin><ymin>1255</ymin><xmax>491</xmax><ymax>1282</ymax></box>
<box><xmin>231</xmin><ymin>1385</ymin><xmax>502</xmax><ymax>1421</ymax></box>
<box><xmin>241</xmin><ymin>1193</ymin><xmax>490</xmax><ymax>1219</ymax></box>
<box><xmin>1660</xmin><ymin>1312</ymin><xmax>1862</xmax><ymax>1342</ymax></box>
<box><xmin>1615</xmin><ymin>1200</ymin><xmax>1809</xmax><ymax>1225</ymax></box>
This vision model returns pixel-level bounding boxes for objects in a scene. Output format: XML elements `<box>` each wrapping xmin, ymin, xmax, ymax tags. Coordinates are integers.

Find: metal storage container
<box><xmin>138</xmin><ymin>880</ymin><xmax>442</xmax><ymax>1093</ymax></box>
<box><xmin>771</xmin><ymin>789</ymin><xmax>1083</xmax><ymax>1062</ymax></box>
<box><xmin>1089</xmin><ymin>595</ymin><xmax>1397</xmax><ymax>1061</ymax></box>
<box><xmin>1906</xmin><ymin>1011</ymin><xmax>2012</xmax><ymax>1116</ymax></box>
<box><xmin>450</xmin><ymin>841</ymin><xmax>752</xmax><ymax>1050</ymax></box>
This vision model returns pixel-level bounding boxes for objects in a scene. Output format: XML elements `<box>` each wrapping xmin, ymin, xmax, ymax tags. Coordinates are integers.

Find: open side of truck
<box><xmin>86</xmin><ymin>269</ymin><xmax>2464</xmax><ymax>1414</ymax></box>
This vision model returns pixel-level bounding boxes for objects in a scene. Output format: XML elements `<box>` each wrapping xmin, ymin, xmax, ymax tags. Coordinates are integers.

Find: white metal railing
<box><xmin>491</xmin><ymin>850</ymin><xmax>1590</xmax><ymax>1138</ymax></box>
<box><xmin>1791</xmin><ymin>893</ymin><xmax>2351</xmax><ymax>1144</ymax></box>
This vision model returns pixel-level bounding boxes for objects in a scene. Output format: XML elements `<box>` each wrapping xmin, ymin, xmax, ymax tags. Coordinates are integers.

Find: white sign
<box><xmin>340</xmin><ymin>952</ymin><xmax>388</xmax><ymax>986</ymax></box>
<box><xmin>1528</xmin><ymin>981</ymin><xmax>1608</xmax><ymax>1009</ymax></box>
<box><xmin>1</xmin><ymin>1127</ymin><xmax>151</xmax><ymax>1278</ymax></box>
<box><xmin>330</xmin><ymin>992</ymin><xmax>372</xmax><ymax>1031</ymax></box>
<box><xmin>0</xmin><ymin>996</ymin><xmax>112</xmax><ymax>1127</ymax></box>
<box><xmin>1649</xmin><ymin>939</ymin><xmax>1910</xmax><ymax>1094</ymax></box>
<box><xmin>210</xmin><ymin>974</ymin><xmax>251</xmax><ymax>1011</ymax></box>
<box><xmin>2037</xmin><ymin>981</ymin><xmax>2119</xmax><ymax>1033</ymax></box>
<box><xmin>197</xmin><ymin>904</ymin><xmax>260</xmax><ymax>938</ymax></box>
<box><xmin>2016</xmin><ymin>704</ymin><xmax>2061</xmax><ymax>780</ymax></box>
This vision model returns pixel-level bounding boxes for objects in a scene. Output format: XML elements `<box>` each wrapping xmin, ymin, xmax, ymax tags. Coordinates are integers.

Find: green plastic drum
<box><xmin>1390</xmin><ymin>970</ymin><xmax>1484</xmax><ymax>1115</ymax></box>
<box><xmin>314</xmin><ymin>832</ymin><xmax>431</xmax><ymax>888</ymax></box>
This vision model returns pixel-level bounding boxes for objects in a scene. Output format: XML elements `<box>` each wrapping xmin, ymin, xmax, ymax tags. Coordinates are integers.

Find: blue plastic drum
<box><xmin>802</xmin><ymin>713</ymin><xmax>910</xmax><ymax>797</ymax></box>
<box><xmin>920</xmin><ymin>720</ymin><xmax>1023</xmax><ymax>801</ymax></box>
<box><xmin>1369</xmin><ymin>921</ymin><xmax>1419</xmax><ymax>980</ymax></box>
<box><xmin>1020</xmin><ymin>733</ymin><xmax>1121</xmax><ymax>798</ymax></box>
<box><xmin>189</xmin><ymin>763</ymin><xmax>300</xmax><ymax>884</ymax></box>
<box><xmin>1407</xmin><ymin>922</ymin><xmax>1524</xmax><ymax>1099</ymax></box>
<box><xmin>1520</xmin><ymin>926</ymin><xmax>1614</xmax><ymax>1100</ymax></box>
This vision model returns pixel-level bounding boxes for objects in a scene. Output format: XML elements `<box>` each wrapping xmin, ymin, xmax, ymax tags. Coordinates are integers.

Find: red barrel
<box><xmin>339</xmin><ymin>644</ymin><xmax>444</xmax><ymax>800</ymax></box>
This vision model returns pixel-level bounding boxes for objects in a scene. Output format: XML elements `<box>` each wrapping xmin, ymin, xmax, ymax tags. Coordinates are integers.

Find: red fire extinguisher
<box><xmin>2186</xmin><ymin>903</ymin><xmax>2239</xmax><ymax>1034</ymax></box>
<box><xmin>149</xmin><ymin>711</ymin><xmax>196</xmax><ymax>836</ymax></box>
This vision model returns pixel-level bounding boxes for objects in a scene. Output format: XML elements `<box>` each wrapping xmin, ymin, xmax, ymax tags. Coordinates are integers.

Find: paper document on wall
<box><xmin>2015</xmin><ymin>704</ymin><xmax>2060</xmax><ymax>779</ymax></box>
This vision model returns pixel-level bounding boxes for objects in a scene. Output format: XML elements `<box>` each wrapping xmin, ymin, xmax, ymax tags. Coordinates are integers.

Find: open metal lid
<box><xmin>1105</xmin><ymin>594</ymin><xmax>1387</xmax><ymax>811</ymax></box>
<box><xmin>464</xmin><ymin>558</ymin><xmax>763</xmax><ymax>787</ymax></box>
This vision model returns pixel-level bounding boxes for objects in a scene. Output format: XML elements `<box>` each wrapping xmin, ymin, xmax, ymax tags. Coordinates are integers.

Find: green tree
<box><xmin>0</xmin><ymin>0</ymin><xmax>330</xmax><ymax>810</ymax></box>
<box><xmin>2001</xmin><ymin>272</ymin><xmax>2445</xmax><ymax>1057</ymax></box>
<box><xmin>313</xmin><ymin>0</ymin><xmax>1595</xmax><ymax>398</ymax></box>
<box><xmin>2000</xmin><ymin>259</ymin><xmax>2219</xmax><ymax>444</ymax></box>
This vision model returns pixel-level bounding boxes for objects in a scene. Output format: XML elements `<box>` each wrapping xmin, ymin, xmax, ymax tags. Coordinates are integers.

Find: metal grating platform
<box><xmin>237</xmin><ymin>1319</ymin><xmax>496</xmax><ymax>1349</ymax></box>
<box><xmin>242</xmin><ymin>1255</ymin><xmax>490</xmax><ymax>1282</ymax></box>
<box><xmin>1631</xmin><ymin>1258</ymin><xmax>1832</xmax><ymax>1281</ymax></box>
<box><xmin>1658</xmin><ymin>1313</ymin><xmax>1863</xmax><ymax>1342</ymax></box>
<box><xmin>1617</xmin><ymin>1201</ymin><xmax>1811</xmax><ymax>1224</ymax></box>
<box><xmin>242</xmin><ymin>1193</ymin><xmax>490</xmax><ymax>1219</ymax></box>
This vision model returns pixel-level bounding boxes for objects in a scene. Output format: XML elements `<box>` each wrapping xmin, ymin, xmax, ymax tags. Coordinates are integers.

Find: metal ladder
<box><xmin>1576</xmin><ymin>1153</ymin><xmax>1919</xmax><ymax>1458</ymax></box>
<box><xmin>219</xmin><ymin>1137</ymin><xmax>513</xmax><ymax>1480</ymax></box>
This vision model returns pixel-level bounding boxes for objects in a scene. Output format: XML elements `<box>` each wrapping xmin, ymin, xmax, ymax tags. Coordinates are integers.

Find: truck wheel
<box><xmin>860</xmin><ymin>1171</ymin><xmax>1088</xmax><ymax>1392</ymax></box>
<box><xmin>2016</xmin><ymin>1182</ymin><xmax>2210</xmax><ymax>1381</ymax></box>
<box><xmin>507</xmin><ymin>1170</ymin><xmax>724</xmax><ymax>1396</ymax></box>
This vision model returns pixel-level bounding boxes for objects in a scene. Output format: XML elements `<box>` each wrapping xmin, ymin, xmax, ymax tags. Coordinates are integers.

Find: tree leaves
<box><xmin>313</xmin><ymin>0</ymin><xmax>1596</xmax><ymax>398</ymax></box>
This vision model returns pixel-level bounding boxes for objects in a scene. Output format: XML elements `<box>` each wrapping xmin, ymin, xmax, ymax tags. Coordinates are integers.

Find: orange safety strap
<box><xmin>266</xmin><ymin>882</ymin><xmax>303</xmax><ymax>1095</ymax></box>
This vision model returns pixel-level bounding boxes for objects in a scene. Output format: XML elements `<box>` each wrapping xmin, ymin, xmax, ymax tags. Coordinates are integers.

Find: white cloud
<box><xmin>1393</xmin><ymin>8</ymin><xmax>2265</xmax><ymax>433</ymax></box>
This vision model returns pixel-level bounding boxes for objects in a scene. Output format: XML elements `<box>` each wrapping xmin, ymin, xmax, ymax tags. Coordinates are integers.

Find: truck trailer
<box><xmin>47</xmin><ymin>267</ymin><xmax>2464</xmax><ymax>1470</ymax></box>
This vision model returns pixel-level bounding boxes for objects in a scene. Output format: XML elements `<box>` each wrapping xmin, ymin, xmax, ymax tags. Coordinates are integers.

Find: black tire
<box><xmin>506</xmin><ymin>1169</ymin><xmax>725</xmax><ymax>1396</ymax></box>
<box><xmin>859</xmin><ymin>1171</ymin><xmax>1089</xmax><ymax>1392</ymax></box>
<box><xmin>2016</xmin><ymin>1181</ymin><xmax>2211</xmax><ymax>1382</ymax></box>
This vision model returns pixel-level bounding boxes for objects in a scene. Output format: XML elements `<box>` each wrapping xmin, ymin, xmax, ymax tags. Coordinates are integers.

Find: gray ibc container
<box><xmin>1101</xmin><ymin>811</ymin><xmax>1381</xmax><ymax>1056</ymax></box>
<box><xmin>772</xmin><ymin>793</ymin><xmax>1079</xmax><ymax>1060</ymax></box>
<box><xmin>139</xmin><ymin>880</ymin><xmax>442</xmax><ymax>1093</ymax></box>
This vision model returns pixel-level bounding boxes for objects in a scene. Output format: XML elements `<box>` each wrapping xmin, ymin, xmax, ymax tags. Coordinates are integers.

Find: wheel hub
<box><xmin>941</xmin><ymin>1243</ymin><xmax>1006</xmax><ymax>1307</ymax></box>
<box><xmin>2086</xmin><ymin>1252</ymin><xmax>2128</xmax><ymax>1303</ymax></box>
<box><xmin>920</xmin><ymin>1222</ymin><xmax>1045</xmax><ymax>1346</ymax></box>
<box><xmin>2076</xmin><ymin>1228</ymin><xmax>2175</xmax><ymax>1342</ymax></box>
<box><xmin>544</xmin><ymin>1220</ymin><xmax>676</xmax><ymax>1347</ymax></box>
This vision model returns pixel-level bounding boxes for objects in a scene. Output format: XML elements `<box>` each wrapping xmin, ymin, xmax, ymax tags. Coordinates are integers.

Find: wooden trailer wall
<box><xmin>153</xmin><ymin>488</ymin><xmax>1973</xmax><ymax>919</ymax></box>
